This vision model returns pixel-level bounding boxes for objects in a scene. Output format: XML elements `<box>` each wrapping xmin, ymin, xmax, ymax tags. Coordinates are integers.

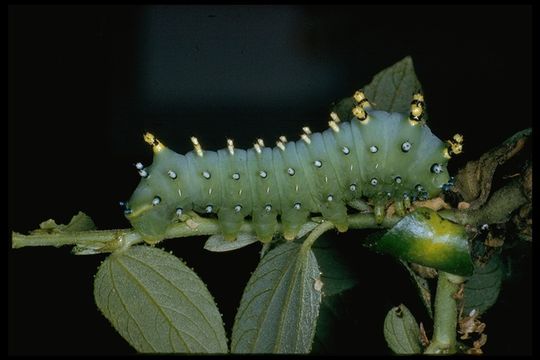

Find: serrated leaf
<box><xmin>32</xmin><ymin>211</ymin><xmax>96</xmax><ymax>234</ymax></box>
<box><xmin>312</xmin><ymin>236</ymin><xmax>358</xmax><ymax>297</ymax></box>
<box><xmin>204</xmin><ymin>233</ymin><xmax>259</xmax><ymax>252</ymax></box>
<box><xmin>231</xmin><ymin>242</ymin><xmax>322</xmax><ymax>353</ymax></box>
<box><xmin>384</xmin><ymin>304</ymin><xmax>422</xmax><ymax>354</ymax></box>
<box><xmin>332</xmin><ymin>56</ymin><xmax>425</xmax><ymax>122</ymax></box>
<box><xmin>366</xmin><ymin>208</ymin><xmax>474</xmax><ymax>276</ymax></box>
<box><xmin>364</xmin><ymin>56</ymin><xmax>424</xmax><ymax>116</ymax></box>
<box><xmin>463</xmin><ymin>255</ymin><xmax>504</xmax><ymax>315</ymax></box>
<box><xmin>63</xmin><ymin>211</ymin><xmax>97</xmax><ymax>231</ymax></box>
<box><xmin>94</xmin><ymin>246</ymin><xmax>228</xmax><ymax>353</ymax></box>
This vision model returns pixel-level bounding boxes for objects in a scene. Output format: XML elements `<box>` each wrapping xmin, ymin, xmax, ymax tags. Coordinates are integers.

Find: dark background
<box><xmin>8</xmin><ymin>5</ymin><xmax>531</xmax><ymax>355</ymax></box>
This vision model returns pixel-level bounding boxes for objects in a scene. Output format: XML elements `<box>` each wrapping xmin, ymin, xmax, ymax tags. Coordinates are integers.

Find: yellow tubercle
<box><xmin>408</xmin><ymin>92</ymin><xmax>425</xmax><ymax>125</ymax></box>
<box><xmin>352</xmin><ymin>106</ymin><xmax>369</xmax><ymax>124</ymax></box>
<box><xmin>352</xmin><ymin>106</ymin><xmax>365</xmax><ymax>118</ymax></box>
<box><xmin>444</xmin><ymin>133</ymin><xmax>464</xmax><ymax>157</ymax></box>
<box><xmin>191</xmin><ymin>136</ymin><xmax>204</xmax><ymax>157</ymax></box>
<box><xmin>328</xmin><ymin>120</ymin><xmax>340</xmax><ymax>132</ymax></box>
<box><xmin>453</xmin><ymin>133</ymin><xmax>464</xmax><ymax>143</ymax></box>
<box><xmin>413</xmin><ymin>93</ymin><xmax>424</xmax><ymax>102</ymax></box>
<box><xmin>449</xmin><ymin>141</ymin><xmax>463</xmax><ymax>155</ymax></box>
<box><xmin>143</xmin><ymin>132</ymin><xmax>165</xmax><ymax>153</ymax></box>
<box><xmin>353</xmin><ymin>90</ymin><xmax>366</xmax><ymax>103</ymax></box>
<box><xmin>301</xmin><ymin>134</ymin><xmax>311</xmax><ymax>144</ymax></box>
<box><xmin>329</xmin><ymin>112</ymin><xmax>341</xmax><ymax>123</ymax></box>
<box><xmin>227</xmin><ymin>138</ymin><xmax>235</xmax><ymax>155</ymax></box>
<box><xmin>443</xmin><ymin>147</ymin><xmax>452</xmax><ymax>159</ymax></box>
<box><xmin>353</xmin><ymin>90</ymin><xmax>371</xmax><ymax>109</ymax></box>
<box><xmin>411</xmin><ymin>104</ymin><xmax>423</xmax><ymax>118</ymax></box>
<box><xmin>253</xmin><ymin>143</ymin><xmax>262</xmax><ymax>154</ymax></box>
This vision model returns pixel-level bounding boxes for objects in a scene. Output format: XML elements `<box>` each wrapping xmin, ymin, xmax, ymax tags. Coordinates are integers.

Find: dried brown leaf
<box><xmin>453</xmin><ymin>128</ymin><xmax>531</xmax><ymax>209</ymax></box>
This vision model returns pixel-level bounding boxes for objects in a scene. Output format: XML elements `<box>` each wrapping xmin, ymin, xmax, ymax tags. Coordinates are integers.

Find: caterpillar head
<box><xmin>124</xmin><ymin>181</ymin><xmax>176</xmax><ymax>243</ymax></box>
<box><xmin>122</xmin><ymin>133</ymin><xmax>181</xmax><ymax>243</ymax></box>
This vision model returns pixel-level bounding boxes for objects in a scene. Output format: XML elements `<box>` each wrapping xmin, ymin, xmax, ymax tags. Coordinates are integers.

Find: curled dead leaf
<box><xmin>458</xmin><ymin>202</ymin><xmax>471</xmax><ymax>210</ymax></box>
<box><xmin>419</xmin><ymin>322</ymin><xmax>430</xmax><ymax>347</ymax></box>
<box><xmin>484</xmin><ymin>232</ymin><xmax>504</xmax><ymax>248</ymax></box>
<box><xmin>466</xmin><ymin>334</ymin><xmax>488</xmax><ymax>355</ymax></box>
<box><xmin>452</xmin><ymin>128</ymin><xmax>530</xmax><ymax>210</ymax></box>
<box><xmin>410</xmin><ymin>263</ymin><xmax>438</xmax><ymax>279</ymax></box>
<box><xmin>458</xmin><ymin>309</ymin><xmax>486</xmax><ymax>340</ymax></box>
<box><xmin>413</xmin><ymin>197</ymin><xmax>450</xmax><ymax>212</ymax></box>
<box><xmin>453</xmin><ymin>284</ymin><xmax>465</xmax><ymax>301</ymax></box>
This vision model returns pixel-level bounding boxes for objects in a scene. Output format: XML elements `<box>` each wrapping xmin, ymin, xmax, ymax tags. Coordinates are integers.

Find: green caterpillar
<box><xmin>122</xmin><ymin>91</ymin><xmax>462</xmax><ymax>243</ymax></box>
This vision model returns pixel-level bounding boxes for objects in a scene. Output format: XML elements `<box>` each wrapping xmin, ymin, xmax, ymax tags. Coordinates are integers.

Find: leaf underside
<box><xmin>231</xmin><ymin>242</ymin><xmax>322</xmax><ymax>353</ymax></box>
<box><xmin>332</xmin><ymin>56</ymin><xmax>425</xmax><ymax>122</ymax></box>
<box><xmin>383</xmin><ymin>304</ymin><xmax>422</xmax><ymax>354</ymax></box>
<box><xmin>463</xmin><ymin>255</ymin><xmax>504</xmax><ymax>315</ymax></box>
<box><xmin>94</xmin><ymin>246</ymin><xmax>228</xmax><ymax>353</ymax></box>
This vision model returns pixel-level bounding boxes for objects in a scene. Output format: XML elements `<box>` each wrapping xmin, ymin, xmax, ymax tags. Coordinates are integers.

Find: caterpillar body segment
<box><xmin>125</xmin><ymin>92</ymin><xmax>454</xmax><ymax>243</ymax></box>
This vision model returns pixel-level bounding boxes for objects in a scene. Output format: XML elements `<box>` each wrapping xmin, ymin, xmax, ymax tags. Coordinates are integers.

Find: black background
<box><xmin>8</xmin><ymin>5</ymin><xmax>531</xmax><ymax>355</ymax></box>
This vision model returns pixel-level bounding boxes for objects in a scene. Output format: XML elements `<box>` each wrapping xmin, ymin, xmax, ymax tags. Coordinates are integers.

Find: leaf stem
<box><xmin>424</xmin><ymin>272</ymin><xmax>464</xmax><ymax>354</ymax></box>
<box><xmin>301</xmin><ymin>220</ymin><xmax>335</xmax><ymax>251</ymax></box>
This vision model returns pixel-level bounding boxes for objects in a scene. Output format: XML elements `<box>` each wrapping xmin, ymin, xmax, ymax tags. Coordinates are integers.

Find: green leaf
<box><xmin>463</xmin><ymin>255</ymin><xmax>504</xmax><ymax>315</ymax></box>
<box><xmin>204</xmin><ymin>233</ymin><xmax>259</xmax><ymax>252</ymax></box>
<box><xmin>231</xmin><ymin>242</ymin><xmax>322</xmax><ymax>353</ymax></box>
<box><xmin>312</xmin><ymin>235</ymin><xmax>358</xmax><ymax>297</ymax></box>
<box><xmin>28</xmin><ymin>211</ymin><xmax>100</xmax><ymax>255</ymax></box>
<box><xmin>383</xmin><ymin>304</ymin><xmax>422</xmax><ymax>354</ymax></box>
<box><xmin>364</xmin><ymin>56</ymin><xmax>424</xmax><ymax>116</ymax></box>
<box><xmin>331</xmin><ymin>96</ymin><xmax>357</xmax><ymax>123</ymax></box>
<box><xmin>94</xmin><ymin>246</ymin><xmax>228</xmax><ymax>353</ymax></box>
<box><xmin>366</xmin><ymin>208</ymin><xmax>474</xmax><ymax>276</ymax></box>
<box><xmin>332</xmin><ymin>56</ymin><xmax>425</xmax><ymax>122</ymax></box>
<box><xmin>32</xmin><ymin>211</ymin><xmax>96</xmax><ymax>234</ymax></box>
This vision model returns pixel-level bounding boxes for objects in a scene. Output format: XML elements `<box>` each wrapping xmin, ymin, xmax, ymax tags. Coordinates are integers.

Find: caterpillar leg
<box><xmin>403</xmin><ymin>194</ymin><xmax>412</xmax><ymax>209</ymax></box>
<box><xmin>281</xmin><ymin>207</ymin><xmax>310</xmax><ymax>240</ymax></box>
<box><xmin>319</xmin><ymin>200</ymin><xmax>349</xmax><ymax>232</ymax></box>
<box><xmin>217</xmin><ymin>208</ymin><xmax>244</xmax><ymax>241</ymax></box>
<box><xmin>252</xmin><ymin>208</ymin><xmax>278</xmax><ymax>243</ymax></box>
<box><xmin>373</xmin><ymin>197</ymin><xmax>388</xmax><ymax>224</ymax></box>
<box><xmin>393</xmin><ymin>198</ymin><xmax>406</xmax><ymax>217</ymax></box>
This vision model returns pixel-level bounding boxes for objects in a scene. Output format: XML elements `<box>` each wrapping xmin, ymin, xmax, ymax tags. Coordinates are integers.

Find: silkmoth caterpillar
<box><xmin>122</xmin><ymin>91</ymin><xmax>462</xmax><ymax>243</ymax></box>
